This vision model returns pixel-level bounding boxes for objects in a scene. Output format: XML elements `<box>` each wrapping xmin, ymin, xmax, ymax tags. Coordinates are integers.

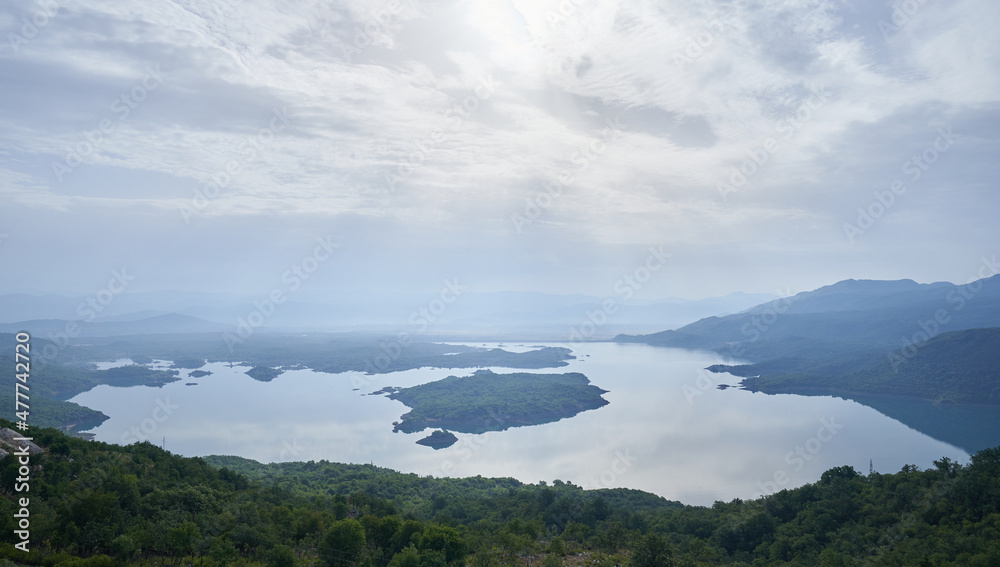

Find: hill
<box><xmin>2</xmin><ymin>421</ymin><xmax>1000</xmax><ymax>565</ymax></box>
<box><xmin>615</xmin><ymin>275</ymin><xmax>1000</xmax><ymax>404</ymax></box>
<box><xmin>733</xmin><ymin>328</ymin><xmax>1000</xmax><ymax>404</ymax></box>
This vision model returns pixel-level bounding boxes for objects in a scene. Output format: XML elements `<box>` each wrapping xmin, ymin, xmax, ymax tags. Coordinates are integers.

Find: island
<box><xmin>386</xmin><ymin>369</ymin><xmax>610</xmax><ymax>434</ymax></box>
<box><xmin>171</xmin><ymin>358</ymin><xmax>207</xmax><ymax>369</ymax></box>
<box><xmin>246</xmin><ymin>366</ymin><xmax>284</xmax><ymax>381</ymax></box>
<box><xmin>415</xmin><ymin>429</ymin><xmax>458</xmax><ymax>449</ymax></box>
<box><xmin>188</xmin><ymin>370</ymin><xmax>212</xmax><ymax>378</ymax></box>
<box><xmin>96</xmin><ymin>365</ymin><xmax>180</xmax><ymax>389</ymax></box>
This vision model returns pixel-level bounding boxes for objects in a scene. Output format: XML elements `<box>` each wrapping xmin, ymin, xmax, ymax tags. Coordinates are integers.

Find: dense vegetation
<box><xmin>246</xmin><ymin>366</ymin><xmax>284</xmax><ymax>382</ymax></box>
<box><xmin>733</xmin><ymin>328</ymin><xmax>1000</xmax><ymax>404</ymax></box>
<box><xmin>0</xmin><ymin>394</ymin><xmax>105</xmax><ymax>432</ymax></box>
<box><xmin>2</xmin><ymin>422</ymin><xmax>1000</xmax><ymax>565</ymax></box>
<box><xmin>617</xmin><ymin>277</ymin><xmax>1000</xmax><ymax>405</ymax></box>
<box><xmin>386</xmin><ymin>370</ymin><xmax>609</xmax><ymax>434</ymax></box>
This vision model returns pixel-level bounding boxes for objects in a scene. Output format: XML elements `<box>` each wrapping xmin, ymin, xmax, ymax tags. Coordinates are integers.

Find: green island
<box><xmin>415</xmin><ymin>429</ymin><xmax>459</xmax><ymax>449</ymax></box>
<box><xmin>386</xmin><ymin>370</ymin><xmax>610</xmax><ymax>434</ymax></box>
<box><xmin>246</xmin><ymin>366</ymin><xmax>284</xmax><ymax>382</ymax></box>
<box><xmin>2</xmin><ymin>422</ymin><xmax>1000</xmax><ymax>566</ymax></box>
<box><xmin>188</xmin><ymin>369</ymin><xmax>212</xmax><ymax>378</ymax></box>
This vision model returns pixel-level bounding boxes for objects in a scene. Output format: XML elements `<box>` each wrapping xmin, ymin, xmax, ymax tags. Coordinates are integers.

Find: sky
<box><xmin>1</xmin><ymin>0</ymin><xmax>998</xmax><ymax>301</ymax></box>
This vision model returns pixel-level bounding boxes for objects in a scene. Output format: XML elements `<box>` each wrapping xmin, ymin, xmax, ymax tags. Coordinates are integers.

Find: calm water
<box><xmin>72</xmin><ymin>343</ymin><xmax>990</xmax><ymax>506</ymax></box>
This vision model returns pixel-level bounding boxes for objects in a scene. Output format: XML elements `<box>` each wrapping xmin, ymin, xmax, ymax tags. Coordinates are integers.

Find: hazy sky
<box><xmin>1</xmin><ymin>0</ymin><xmax>998</xmax><ymax>299</ymax></box>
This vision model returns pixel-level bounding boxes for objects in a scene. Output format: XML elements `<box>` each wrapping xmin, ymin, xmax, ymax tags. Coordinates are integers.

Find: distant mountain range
<box><xmin>0</xmin><ymin>290</ymin><xmax>777</xmax><ymax>339</ymax></box>
<box><xmin>616</xmin><ymin>275</ymin><xmax>1000</xmax><ymax>405</ymax></box>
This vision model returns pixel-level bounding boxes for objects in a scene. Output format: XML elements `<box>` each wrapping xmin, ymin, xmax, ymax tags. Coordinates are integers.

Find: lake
<box><xmin>72</xmin><ymin>342</ymin><xmax>994</xmax><ymax>507</ymax></box>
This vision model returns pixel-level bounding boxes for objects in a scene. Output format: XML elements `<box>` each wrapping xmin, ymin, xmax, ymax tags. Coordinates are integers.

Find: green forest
<box><xmin>386</xmin><ymin>370</ymin><xmax>609</xmax><ymax>434</ymax></box>
<box><xmin>1</xmin><ymin>422</ymin><xmax>999</xmax><ymax>566</ymax></box>
<box><xmin>728</xmin><ymin>328</ymin><xmax>1000</xmax><ymax>404</ymax></box>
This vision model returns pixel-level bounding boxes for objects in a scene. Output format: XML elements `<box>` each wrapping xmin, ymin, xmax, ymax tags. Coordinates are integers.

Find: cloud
<box><xmin>0</xmin><ymin>0</ymin><xmax>997</xmax><ymax>297</ymax></box>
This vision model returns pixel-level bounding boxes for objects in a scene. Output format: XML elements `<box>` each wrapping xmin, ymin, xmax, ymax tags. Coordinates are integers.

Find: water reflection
<box><xmin>69</xmin><ymin>342</ymin><xmax>993</xmax><ymax>506</ymax></box>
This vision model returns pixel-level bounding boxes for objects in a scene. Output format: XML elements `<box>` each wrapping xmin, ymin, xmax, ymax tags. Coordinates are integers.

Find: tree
<box><xmin>267</xmin><ymin>544</ymin><xmax>297</xmax><ymax>567</ymax></box>
<box><xmin>419</xmin><ymin>525</ymin><xmax>467</xmax><ymax>563</ymax></box>
<box><xmin>820</xmin><ymin>466</ymin><xmax>859</xmax><ymax>484</ymax></box>
<box><xmin>388</xmin><ymin>545</ymin><xmax>421</xmax><ymax>567</ymax></box>
<box><xmin>110</xmin><ymin>534</ymin><xmax>137</xmax><ymax>561</ymax></box>
<box><xmin>322</xmin><ymin>519</ymin><xmax>367</xmax><ymax>567</ymax></box>
<box><xmin>208</xmin><ymin>537</ymin><xmax>237</xmax><ymax>565</ymax></box>
<box><xmin>629</xmin><ymin>533</ymin><xmax>673</xmax><ymax>567</ymax></box>
<box><xmin>166</xmin><ymin>521</ymin><xmax>201</xmax><ymax>556</ymax></box>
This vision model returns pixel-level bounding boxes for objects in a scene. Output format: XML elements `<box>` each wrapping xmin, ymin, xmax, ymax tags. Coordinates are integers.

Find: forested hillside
<box><xmin>1</xmin><ymin>422</ymin><xmax>999</xmax><ymax>566</ymax></box>
<box><xmin>735</xmin><ymin>328</ymin><xmax>1000</xmax><ymax>404</ymax></box>
<box><xmin>616</xmin><ymin>277</ymin><xmax>1000</xmax><ymax>404</ymax></box>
